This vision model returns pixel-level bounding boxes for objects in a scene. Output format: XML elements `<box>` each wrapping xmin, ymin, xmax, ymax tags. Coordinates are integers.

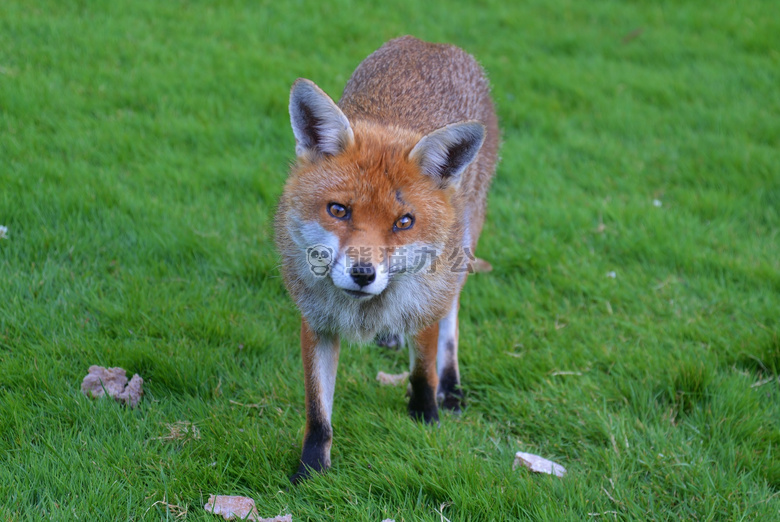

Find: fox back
<box><xmin>340</xmin><ymin>35</ymin><xmax>499</xmax><ymax>241</ymax></box>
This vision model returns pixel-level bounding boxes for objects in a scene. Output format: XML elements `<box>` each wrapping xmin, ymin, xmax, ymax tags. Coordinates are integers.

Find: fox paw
<box><xmin>290</xmin><ymin>462</ymin><xmax>327</xmax><ymax>485</ymax></box>
<box><xmin>439</xmin><ymin>391</ymin><xmax>465</xmax><ymax>414</ymax></box>
<box><xmin>408</xmin><ymin>394</ymin><xmax>439</xmax><ymax>424</ymax></box>
<box><xmin>289</xmin><ymin>469</ymin><xmax>310</xmax><ymax>485</ymax></box>
<box><xmin>409</xmin><ymin>405</ymin><xmax>440</xmax><ymax>425</ymax></box>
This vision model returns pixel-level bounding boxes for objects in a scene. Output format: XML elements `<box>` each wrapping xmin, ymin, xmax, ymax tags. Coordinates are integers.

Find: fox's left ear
<box><xmin>290</xmin><ymin>78</ymin><xmax>354</xmax><ymax>158</ymax></box>
<box><xmin>409</xmin><ymin>121</ymin><xmax>485</xmax><ymax>188</ymax></box>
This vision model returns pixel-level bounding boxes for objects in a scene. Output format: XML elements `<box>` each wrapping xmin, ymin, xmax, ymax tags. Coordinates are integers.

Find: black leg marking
<box><xmin>408</xmin><ymin>373</ymin><xmax>439</xmax><ymax>424</ymax></box>
<box><xmin>438</xmin><ymin>363</ymin><xmax>465</xmax><ymax>414</ymax></box>
<box><xmin>290</xmin><ymin>422</ymin><xmax>332</xmax><ymax>484</ymax></box>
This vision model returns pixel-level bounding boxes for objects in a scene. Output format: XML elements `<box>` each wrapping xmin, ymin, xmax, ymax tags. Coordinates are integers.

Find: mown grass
<box><xmin>1</xmin><ymin>0</ymin><xmax>779</xmax><ymax>520</ymax></box>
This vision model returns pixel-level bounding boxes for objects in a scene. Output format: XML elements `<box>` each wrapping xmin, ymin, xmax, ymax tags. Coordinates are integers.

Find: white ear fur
<box><xmin>409</xmin><ymin>121</ymin><xmax>486</xmax><ymax>187</ymax></box>
<box><xmin>289</xmin><ymin>79</ymin><xmax>354</xmax><ymax>158</ymax></box>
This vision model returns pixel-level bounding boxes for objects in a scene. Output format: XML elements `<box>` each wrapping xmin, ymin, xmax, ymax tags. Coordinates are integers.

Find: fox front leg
<box><xmin>290</xmin><ymin>319</ymin><xmax>340</xmax><ymax>484</ymax></box>
<box><xmin>437</xmin><ymin>297</ymin><xmax>464</xmax><ymax>412</ymax></box>
<box><xmin>408</xmin><ymin>323</ymin><xmax>440</xmax><ymax>424</ymax></box>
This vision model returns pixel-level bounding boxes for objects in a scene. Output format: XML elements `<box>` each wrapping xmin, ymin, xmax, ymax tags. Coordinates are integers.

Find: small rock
<box><xmin>513</xmin><ymin>451</ymin><xmax>566</xmax><ymax>477</ymax></box>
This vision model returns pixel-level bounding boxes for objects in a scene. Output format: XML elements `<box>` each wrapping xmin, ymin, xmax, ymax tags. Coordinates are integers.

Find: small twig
<box><xmin>746</xmin><ymin>354</ymin><xmax>770</xmax><ymax>374</ymax></box>
<box><xmin>144</xmin><ymin>496</ymin><xmax>188</xmax><ymax>519</ymax></box>
<box><xmin>435</xmin><ymin>502</ymin><xmax>453</xmax><ymax>522</ymax></box>
<box><xmin>550</xmin><ymin>371</ymin><xmax>582</xmax><ymax>377</ymax></box>
<box><xmin>751</xmin><ymin>376</ymin><xmax>779</xmax><ymax>388</ymax></box>
<box><xmin>602</xmin><ymin>487</ymin><xmax>621</xmax><ymax>505</ymax></box>
<box><xmin>621</xmin><ymin>27</ymin><xmax>644</xmax><ymax>44</ymax></box>
<box><xmin>229</xmin><ymin>399</ymin><xmax>263</xmax><ymax>408</ymax></box>
<box><xmin>754</xmin><ymin>320</ymin><xmax>778</xmax><ymax>336</ymax></box>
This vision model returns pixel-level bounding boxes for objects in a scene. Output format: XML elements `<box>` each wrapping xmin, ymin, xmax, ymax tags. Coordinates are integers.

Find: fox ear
<box><xmin>289</xmin><ymin>78</ymin><xmax>354</xmax><ymax>158</ymax></box>
<box><xmin>409</xmin><ymin>121</ymin><xmax>485</xmax><ymax>188</ymax></box>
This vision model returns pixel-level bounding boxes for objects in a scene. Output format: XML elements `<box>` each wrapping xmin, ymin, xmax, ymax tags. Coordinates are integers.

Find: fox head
<box><xmin>281</xmin><ymin>78</ymin><xmax>485</xmax><ymax>302</ymax></box>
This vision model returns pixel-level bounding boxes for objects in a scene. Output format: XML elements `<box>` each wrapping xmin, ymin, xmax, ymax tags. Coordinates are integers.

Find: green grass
<box><xmin>1</xmin><ymin>0</ymin><xmax>779</xmax><ymax>519</ymax></box>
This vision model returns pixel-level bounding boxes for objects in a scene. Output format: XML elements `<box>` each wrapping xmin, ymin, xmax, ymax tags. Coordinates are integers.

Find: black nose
<box><xmin>350</xmin><ymin>262</ymin><xmax>376</xmax><ymax>287</ymax></box>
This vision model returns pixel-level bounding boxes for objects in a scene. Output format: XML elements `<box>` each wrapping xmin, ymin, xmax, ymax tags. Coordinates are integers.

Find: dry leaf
<box><xmin>376</xmin><ymin>371</ymin><xmax>409</xmax><ymax>386</ymax></box>
<box><xmin>155</xmin><ymin>421</ymin><xmax>201</xmax><ymax>443</ymax></box>
<box><xmin>204</xmin><ymin>495</ymin><xmax>292</xmax><ymax>522</ymax></box>
<box><xmin>204</xmin><ymin>495</ymin><xmax>259</xmax><ymax>521</ymax></box>
<box><xmin>81</xmin><ymin>365</ymin><xmax>143</xmax><ymax>408</ymax></box>
<box><xmin>513</xmin><ymin>451</ymin><xmax>566</xmax><ymax>477</ymax></box>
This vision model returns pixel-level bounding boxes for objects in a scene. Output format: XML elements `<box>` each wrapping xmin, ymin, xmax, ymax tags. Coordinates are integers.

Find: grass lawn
<box><xmin>1</xmin><ymin>0</ymin><xmax>779</xmax><ymax>519</ymax></box>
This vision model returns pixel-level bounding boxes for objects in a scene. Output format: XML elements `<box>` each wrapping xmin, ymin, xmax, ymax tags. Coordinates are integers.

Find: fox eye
<box><xmin>327</xmin><ymin>203</ymin><xmax>349</xmax><ymax>219</ymax></box>
<box><xmin>394</xmin><ymin>214</ymin><xmax>414</xmax><ymax>231</ymax></box>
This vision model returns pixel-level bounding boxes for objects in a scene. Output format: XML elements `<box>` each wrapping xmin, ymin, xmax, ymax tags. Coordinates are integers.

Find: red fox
<box><xmin>275</xmin><ymin>36</ymin><xmax>499</xmax><ymax>483</ymax></box>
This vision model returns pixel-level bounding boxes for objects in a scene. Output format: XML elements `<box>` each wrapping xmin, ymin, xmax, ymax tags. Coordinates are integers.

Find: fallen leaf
<box><xmin>513</xmin><ymin>452</ymin><xmax>566</xmax><ymax>477</ymax></box>
<box><xmin>204</xmin><ymin>495</ymin><xmax>292</xmax><ymax>522</ymax></box>
<box><xmin>81</xmin><ymin>365</ymin><xmax>143</xmax><ymax>408</ymax></box>
<box><xmin>376</xmin><ymin>371</ymin><xmax>409</xmax><ymax>386</ymax></box>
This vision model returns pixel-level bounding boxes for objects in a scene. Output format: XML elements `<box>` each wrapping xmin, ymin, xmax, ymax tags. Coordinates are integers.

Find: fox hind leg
<box><xmin>375</xmin><ymin>332</ymin><xmax>402</xmax><ymax>350</ymax></box>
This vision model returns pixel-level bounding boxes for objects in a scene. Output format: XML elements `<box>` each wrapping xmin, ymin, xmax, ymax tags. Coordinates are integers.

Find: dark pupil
<box><xmin>400</xmin><ymin>217</ymin><xmax>409</xmax><ymax>226</ymax></box>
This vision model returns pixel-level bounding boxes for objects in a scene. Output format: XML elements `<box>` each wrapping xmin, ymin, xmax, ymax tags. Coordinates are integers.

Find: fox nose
<box><xmin>350</xmin><ymin>262</ymin><xmax>376</xmax><ymax>287</ymax></box>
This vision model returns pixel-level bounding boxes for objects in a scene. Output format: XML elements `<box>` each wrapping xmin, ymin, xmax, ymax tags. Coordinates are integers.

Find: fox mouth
<box><xmin>342</xmin><ymin>289</ymin><xmax>375</xmax><ymax>299</ymax></box>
